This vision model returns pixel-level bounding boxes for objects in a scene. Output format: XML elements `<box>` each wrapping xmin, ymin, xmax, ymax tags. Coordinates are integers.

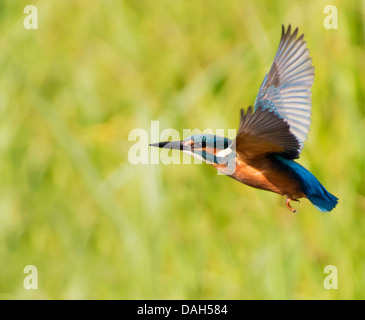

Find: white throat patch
<box><xmin>216</xmin><ymin>147</ymin><xmax>234</xmax><ymax>158</ymax></box>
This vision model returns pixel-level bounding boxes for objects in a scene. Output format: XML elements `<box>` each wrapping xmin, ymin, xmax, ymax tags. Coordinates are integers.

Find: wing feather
<box><xmin>254</xmin><ymin>25</ymin><xmax>314</xmax><ymax>152</ymax></box>
<box><xmin>234</xmin><ymin>106</ymin><xmax>300</xmax><ymax>160</ymax></box>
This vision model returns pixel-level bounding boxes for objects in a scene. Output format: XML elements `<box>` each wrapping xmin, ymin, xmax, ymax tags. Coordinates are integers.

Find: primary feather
<box><xmin>254</xmin><ymin>25</ymin><xmax>314</xmax><ymax>151</ymax></box>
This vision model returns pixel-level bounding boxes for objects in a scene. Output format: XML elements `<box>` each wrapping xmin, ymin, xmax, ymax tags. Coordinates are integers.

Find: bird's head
<box><xmin>150</xmin><ymin>134</ymin><xmax>233</xmax><ymax>164</ymax></box>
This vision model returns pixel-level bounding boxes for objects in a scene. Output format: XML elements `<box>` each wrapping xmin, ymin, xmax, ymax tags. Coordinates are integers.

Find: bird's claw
<box><xmin>286</xmin><ymin>198</ymin><xmax>299</xmax><ymax>213</ymax></box>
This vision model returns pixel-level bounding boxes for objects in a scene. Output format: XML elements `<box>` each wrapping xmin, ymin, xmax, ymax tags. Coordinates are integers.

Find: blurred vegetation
<box><xmin>0</xmin><ymin>0</ymin><xmax>364</xmax><ymax>299</ymax></box>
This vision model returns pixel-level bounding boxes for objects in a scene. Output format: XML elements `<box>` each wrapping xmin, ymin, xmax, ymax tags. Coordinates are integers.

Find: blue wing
<box><xmin>254</xmin><ymin>25</ymin><xmax>315</xmax><ymax>152</ymax></box>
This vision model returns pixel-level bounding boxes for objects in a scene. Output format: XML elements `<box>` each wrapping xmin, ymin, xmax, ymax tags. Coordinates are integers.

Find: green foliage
<box><xmin>0</xmin><ymin>0</ymin><xmax>364</xmax><ymax>299</ymax></box>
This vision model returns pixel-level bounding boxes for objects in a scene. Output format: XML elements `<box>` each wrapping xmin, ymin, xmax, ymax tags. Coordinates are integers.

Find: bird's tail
<box><xmin>276</xmin><ymin>156</ymin><xmax>338</xmax><ymax>212</ymax></box>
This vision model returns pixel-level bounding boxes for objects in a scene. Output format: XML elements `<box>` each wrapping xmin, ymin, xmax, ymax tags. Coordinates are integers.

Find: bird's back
<box><xmin>272</xmin><ymin>155</ymin><xmax>338</xmax><ymax>212</ymax></box>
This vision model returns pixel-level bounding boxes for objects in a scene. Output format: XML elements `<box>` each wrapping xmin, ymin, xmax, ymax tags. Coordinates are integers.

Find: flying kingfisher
<box><xmin>150</xmin><ymin>25</ymin><xmax>338</xmax><ymax>212</ymax></box>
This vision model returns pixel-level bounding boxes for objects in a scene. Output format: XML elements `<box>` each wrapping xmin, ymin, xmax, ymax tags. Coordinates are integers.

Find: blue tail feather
<box><xmin>275</xmin><ymin>156</ymin><xmax>338</xmax><ymax>212</ymax></box>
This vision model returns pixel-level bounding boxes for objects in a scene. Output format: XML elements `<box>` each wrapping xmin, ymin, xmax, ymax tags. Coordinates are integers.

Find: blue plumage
<box><xmin>150</xmin><ymin>26</ymin><xmax>338</xmax><ymax>213</ymax></box>
<box><xmin>188</xmin><ymin>134</ymin><xmax>231</xmax><ymax>147</ymax></box>
<box><xmin>275</xmin><ymin>155</ymin><xmax>338</xmax><ymax>212</ymax></box>
<box><xmin>186</xmin><ymin>134</ymin><xmax>233</xmax><ymax>164</ymax></box>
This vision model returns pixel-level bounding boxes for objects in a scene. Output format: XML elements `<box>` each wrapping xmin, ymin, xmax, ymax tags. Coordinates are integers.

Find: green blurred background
<box><xmin>0</xmin><ymin>0</ymin><xmax>364</xmax><ymax>299</ymax></box>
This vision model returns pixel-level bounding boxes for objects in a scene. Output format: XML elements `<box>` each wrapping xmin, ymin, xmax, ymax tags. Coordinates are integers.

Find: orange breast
<box><xmin>213</xmin><ymin>157</ymin><xmax>305</xmax><ymax>200</ymax></box>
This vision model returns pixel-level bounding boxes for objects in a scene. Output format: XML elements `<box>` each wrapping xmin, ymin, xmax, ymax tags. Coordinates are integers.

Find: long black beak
<box><xmin>149</xmin><ymin>141</ymin><xmax>183</xmax><ymax>150</ymax></box>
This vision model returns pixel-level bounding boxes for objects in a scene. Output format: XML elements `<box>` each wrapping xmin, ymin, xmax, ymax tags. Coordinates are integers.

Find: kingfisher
<box><xmin>150</xmin><ymin>25</ymin><xmax>338</xmax><ymax>213</ymax></box>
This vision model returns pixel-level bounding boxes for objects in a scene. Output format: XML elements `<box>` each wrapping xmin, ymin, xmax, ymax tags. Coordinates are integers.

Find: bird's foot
<box><xmin>286</xmin><ymin>198</ymin><xmax>299</xmax><ymax>213</ymax></box>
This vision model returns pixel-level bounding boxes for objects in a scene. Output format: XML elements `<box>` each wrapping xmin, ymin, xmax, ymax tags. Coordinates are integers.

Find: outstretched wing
<box><xmin>234</xmin><ymin>106</ymin><xmax>300</xmax><ymax>160</ymax></box>
<box><xmin>254</xmin><ymin>25</ymin><xmax>314</xmax><ymax>152</ymax></box>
